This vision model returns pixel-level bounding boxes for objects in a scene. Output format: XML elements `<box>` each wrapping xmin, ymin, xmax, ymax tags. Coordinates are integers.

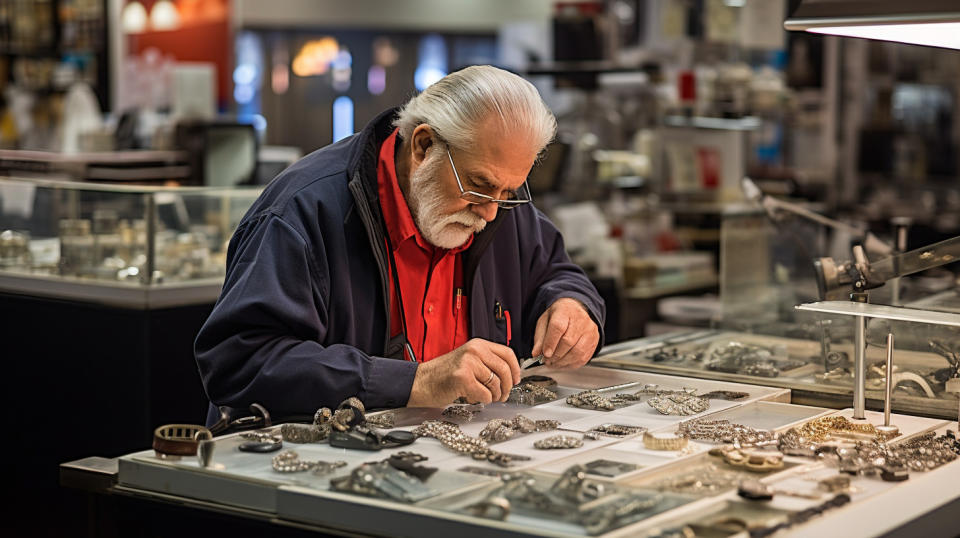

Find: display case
<box><xmin>63</xmin><ymin>365</ymin><xmax>960</xmax><ymax>538</ymax></box>
<box><xmin>0</xmin><ymin>176</ymin><xmax>261</xmax><ymax>306</ymax></box>
<box><xmin>594</xmin><ymin>208</ymin><xmax>960</xmax><ymax>420</ymax></box>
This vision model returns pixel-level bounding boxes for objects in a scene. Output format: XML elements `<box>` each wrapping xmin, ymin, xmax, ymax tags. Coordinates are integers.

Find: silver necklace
<box><xmin>413</xmin><ymin>420</ymin><xmax>530</xmax><ymax>467</ymax></box>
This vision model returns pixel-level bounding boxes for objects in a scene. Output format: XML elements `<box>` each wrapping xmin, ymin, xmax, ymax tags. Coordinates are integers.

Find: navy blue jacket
<box><xmin>195</xmin><ymin>109</ymin><xmax>605</xmax><ymax>422</ymax></box>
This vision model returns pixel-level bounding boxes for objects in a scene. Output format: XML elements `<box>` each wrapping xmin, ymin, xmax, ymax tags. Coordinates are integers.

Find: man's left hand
<box><xmin>531</xmin><ymin>298</ymin><xmax>600</xmax><ymax>369</ymax></box>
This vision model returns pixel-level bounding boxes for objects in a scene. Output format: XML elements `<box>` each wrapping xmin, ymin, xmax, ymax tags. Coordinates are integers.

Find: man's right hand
<box><xmin>406</xmin><ymin>339</ymin><xmax>521</xmax><ymax>407</ymax></box>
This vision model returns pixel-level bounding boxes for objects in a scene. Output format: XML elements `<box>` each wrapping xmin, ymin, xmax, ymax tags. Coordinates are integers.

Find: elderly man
<box><xmin>195</xmin><ymin>65</ymin><xmax>604</xmax><ymax>421</ymax></box>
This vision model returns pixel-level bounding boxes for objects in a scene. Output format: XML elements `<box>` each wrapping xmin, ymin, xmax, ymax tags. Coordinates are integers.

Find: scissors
<box><xmin>520</xmin><ymin>355</ymin><xmax>545</xmax><ymax>370</ymax></box>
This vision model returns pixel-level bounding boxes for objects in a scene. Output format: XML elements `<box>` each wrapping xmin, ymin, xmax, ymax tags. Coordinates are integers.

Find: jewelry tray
<box><xmin>115</xmin><ymin>366</ymin><xmax>954</xmax><ymax>537</ymax></box>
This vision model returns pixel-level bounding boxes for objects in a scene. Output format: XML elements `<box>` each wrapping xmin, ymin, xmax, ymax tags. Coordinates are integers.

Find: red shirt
<box><xmin>377</xmin><ymin>129</ymin><xmax>470</xmax><ymax>362</ymax></box>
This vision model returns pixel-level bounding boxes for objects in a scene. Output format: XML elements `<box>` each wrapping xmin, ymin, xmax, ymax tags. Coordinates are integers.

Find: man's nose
<box><xmin>471</xmin><ymin>201</ymin><xmax>499</xmax><ymax>222</ymax></box>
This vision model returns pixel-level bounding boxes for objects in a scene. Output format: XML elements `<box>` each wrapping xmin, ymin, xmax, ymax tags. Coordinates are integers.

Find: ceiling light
<box><xmin>785</xmin><ymin>0</ymin><xmax>960</xmax><ymax>49</ymax></box>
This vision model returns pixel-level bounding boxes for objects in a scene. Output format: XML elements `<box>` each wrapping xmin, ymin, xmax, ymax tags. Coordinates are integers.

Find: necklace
<box><xmin>413</xmin><ymin>420</ymin><xmax>530</xmax><ymax>467</ymax></box>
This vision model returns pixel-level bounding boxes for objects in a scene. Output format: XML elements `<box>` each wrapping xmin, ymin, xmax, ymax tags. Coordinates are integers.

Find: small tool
<box><xmin>520</xmin><ymin>355</ymin><xmax>545</xmax><ymax>370</ymax></box>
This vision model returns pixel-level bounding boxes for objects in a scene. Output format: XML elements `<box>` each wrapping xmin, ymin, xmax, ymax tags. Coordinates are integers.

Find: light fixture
<box><xmin>150</xmin><ymin>0</ymin><xmax>181</xmax><ymax>31</ymax></box>
<box><xmin>784</xmin><ymin>0</ymin><xmax>960</xmax><ymax>49</ymax></box>
<box><xmin>121</xmin><ymin>1</ymin><xmax>148</xmax><ymax>34</ymax></box>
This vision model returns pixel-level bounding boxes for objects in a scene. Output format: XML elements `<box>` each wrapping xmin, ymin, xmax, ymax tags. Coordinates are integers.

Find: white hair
<box><xmin>393</xmin><ymin>65</ymin><xmax>556</xmax><ymax>155</ymax></box>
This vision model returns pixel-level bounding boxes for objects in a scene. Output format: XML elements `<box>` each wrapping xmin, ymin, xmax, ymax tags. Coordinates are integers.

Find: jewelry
<box><xmin>329</xmin><ymin>461</ymin><xmax>437</xmax><ymax>502</ymax></box>
<box><xmin>551</xmin><ymin>465</ymin><xmax>605</xmax><ymax>503</ymax></box>
<box><xmin>647</xmin><ymin>394</ymin><xmax>709</xmax><ymax>416</ymax></box>
<box><xmin>566</xmin><ymin>390</ymin><xmax>628</xmax><ymax>411</ymax></box>
<box><xmin>501</xmin><ymin>473</ymin><xmax>568</xmax><ymax>515</ymax></box>
<box><xmin>312</xmin><ymin>460</ymin><xmax>349</xmax><ymax>475</ymax></box>
<box><xmin>280</xmin><ymin>423</ymin><xmax>324</xmax><ymax>443</ymax></box>
<box><xmin>483</xmin><ymin>371</ymin><xmax>496</xmax><ymax>386</ymax></box>
<box><xmin>534</xmin><ymin>435</ymin><xmax>584</xmax><ymax>449</ymax></box>
<box><xmin>583</xmin><ymin>459</ymin><xmax>639</xmax><ymax>478</ymax></box>
<box><xmin>709</xmin><ymin>446</ymin><xmax>784</xmax><ymax>472</ymax></box>
<box><xmin>779</xmin><ymin>415</ymin><xmax>896</xmax><ymax>455</ymax></box>
<box><xmin>851</xmin><ymin>432</ymin><xmax>958</xmax><ymax>473</ymax></box>
<box><xmin>587</xmin><ymin>424</ymin><xmax>646</xmax><ymax>438</ymax></box>
<box><xmin>331</xmin><ymin>397</ymin><xmax>366</xmax><ymax>431</ymax></box>
<box><xmin>747</xmin><ymin>494</ymin><xmax>851</xmax><ymax>538</ymax></box>
<box><xmin>817</xmin><ymin>475</ymin><xmax>851</xmax><ymax>493</ymax></box>
<box><xmin>271</xmin><ymin>449</ymin><xmax>347</xmax><ymax>473</ymax></box>
<box><xmin>643</xmin><ymin>431</ymin><xmax>688</xmax><ymax>451</ymax></box>
<box><xmin>365</xmin><ymin>411</ymin><xmax>397</xmax><ymax>429</ymax></box>
<box><xmin>676</xmin><ymin>418</ymin><xmax>775</xmax><ymax>446</ymax></box>
<box><xmin>479</xmin><ymin>415</ymin><xmax>559</xmax><ymax>443</ymax></box>
<box><xmin>441</xmin><ymin>404</ymin><xmax>483</xmax><ymax>422</ymax></box>
<box><xmin>153</xmin><ymin>424</ymin><xmax>212</xmax><ymax>457</ymax></box>
<box><xmin>464</xmin><ymin>495</ymin><xmax>511</xmax><ymax>520</ymax></box>
<box><xmin>412</xmin><ymin>420</ymin><xmax>530</xmax><ymax>467</ymax></box>
<box><xmin>508</xmin><ymin>382</ymin><xmax>558</xmax><ymax>405</ymax></box>
<box><xmin>651</xmin><ymin>462</ymin><xmax>742</xmax><ymax>495</ymax></box>
<box><xmin>239</xmin><ymin>430</ymin><xmax>283</xmax><ymax>444</ymax></box>
<box><xmin>580</xmin><ymin>492</ymin><xmax>665</xmax><ymax>535</ymax></box>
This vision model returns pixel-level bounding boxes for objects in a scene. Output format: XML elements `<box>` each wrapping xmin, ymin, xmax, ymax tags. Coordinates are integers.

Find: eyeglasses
<box><xmin>446</xmin><ymin>149</ymin><xmax>532</xmax><ymax>209</ymax></box>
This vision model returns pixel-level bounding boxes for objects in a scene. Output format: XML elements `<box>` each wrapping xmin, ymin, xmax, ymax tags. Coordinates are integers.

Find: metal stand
<box><xmin>876</xmin><ymin>333</ymin><xmax>900</xmax><ymax>437</ymax></box>
<box><xmin>851</xmin><ymin>292</ymin><xmax>869</xmax><ymax>420</ymax></box>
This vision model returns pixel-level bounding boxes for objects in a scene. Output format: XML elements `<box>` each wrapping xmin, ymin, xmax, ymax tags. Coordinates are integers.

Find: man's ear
<box><xmin>410</xmin><ymin>124</ymin><xmax>435</xmax><ymax>166</ymax></box>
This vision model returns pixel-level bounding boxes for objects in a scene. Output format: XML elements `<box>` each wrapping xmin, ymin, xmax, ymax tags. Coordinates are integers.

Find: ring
<box><xmin>483</xmin><ymin>371</ymin><xmax>496</xmax><ymax>386</ymax></box>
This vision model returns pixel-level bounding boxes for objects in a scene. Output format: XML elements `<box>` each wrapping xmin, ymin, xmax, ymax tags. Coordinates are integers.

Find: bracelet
<box><xmin>643</xmin><ymin>431</ymin><xmax>688</xmax><ymax>451</ymax></box>
<box><xmin>153</xmin><ymin>424</ymin><xmax>212</xmax><ymax>457</ymax></box>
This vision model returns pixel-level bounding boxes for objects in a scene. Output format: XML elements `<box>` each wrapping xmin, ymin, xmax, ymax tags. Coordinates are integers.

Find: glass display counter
<box><xmin>594</xmin><ymin>207</ymin><xmax>960</xmax><ymax>420</ymax></box>
<box><xmin>0</xmin><ymin>176</ymin><xmax>261</xmax><ymax>306</ymax></box>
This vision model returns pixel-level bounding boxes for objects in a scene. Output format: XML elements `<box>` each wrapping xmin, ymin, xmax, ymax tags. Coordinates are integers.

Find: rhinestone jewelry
<box><xmin>441</xmin><ymin>403</ymin><xmax>483</xmax><ymax>422</ymax></box>
<box><xmin>587</xmin><ymin>424</ymin><xmax>647</xmax><ymax>438</ymax></box>
<box><xmin>240</xmin><ymin>430</ymin><xmax>283</xmax><ymax>444</ymax></box>
<box><xmin>271</xmin><ymin>449</ymin><xmax>347</xmax><ymax>474</ymax></box>
<box><xmin>280</xmin><ymin>423</ymin><xmax>324</xmax><ymax>443</ymax></box>
<box><xmin>850</xmin><ymin>432</ymin><xmax>958</xmax><ymax>473</ymax></box>
<box><xmin>676</xmin><ymin>418</ymin><xmax>775</xmax><ymax>446</ymax></box>
<box><xmin>412</xmin><ymin>420</ymin><xmax>530</xmax><ymax>467</ymax></box>
<box><xmin>313</xmin><ymin>460</ymin><xmax>349</xmax><ymax>475</ymax></box>
<box><xmin>329</xmin><ymin>461</ymin><xmax>437</xmax><ymax>502</ymax></box>
<box><xmin>479</xmin><ymin>415</ymin><xmax>560</xmax><ymax>443</ymax></box>
<box><xmin>778</xmin><ymin>416</ymin><xmax>895</xmax><ymax>455</ymax></box>
<box><xmin>616</xmin><ymin>384</ymin><xmax>696</xmax><ymax>401</ymax></box>
<box><xmin>647</xmin><ymin>394</ymin><xmax>709</xmax><ymax>416</ymax></box>
<box><xmin>566</xmin><ymin>390</ymin><xmax>629</xmax><ymax>411</ymax></box>
<box><xmin>365</xmin><ymin>411</ymin><xmax>397</xmax><ymax>429</ymax></box>
<box><xmin>534</xmin><ymin>435</ymin><xmax>584</xmax><ymax>449</ymax></box>
<box><xmin>551</xmin><ymin>464</ymin><xmax>606</xmax><ymax>503</ymax></box>
<box><xmin>709</xmin><ymin>446</ymin><xmax>784</xmax><ymax>472</ymax></box>
<box><xmin>643</xmin><ymin>431</ymin><xmax>689</xmax><ymax>451</ymax></box>
<box><xmin>508</xmin><ymin>382</ymin><xmax>558</xmax><ymax>405</ymax></box>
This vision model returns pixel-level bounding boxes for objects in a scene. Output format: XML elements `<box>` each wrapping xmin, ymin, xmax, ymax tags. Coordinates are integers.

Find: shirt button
<box><xmin>428</xmin><ymin>305</ymin><xmax>434</xmax><ymax>313</ymax></box>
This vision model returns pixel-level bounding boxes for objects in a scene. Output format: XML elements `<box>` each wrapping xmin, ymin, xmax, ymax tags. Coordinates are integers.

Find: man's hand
<box><xmin>531</xmin><ymin>298</ymin><xmax>599</xmax><ymax>369</ymax></box>
<box><xmin>406</xmin><ymin>339</ymin><xmax>522</xmax><ymax>407</ymax></box>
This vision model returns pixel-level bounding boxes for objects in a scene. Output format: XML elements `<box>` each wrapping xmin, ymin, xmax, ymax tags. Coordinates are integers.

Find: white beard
<box><xmin>407</xmin><ymin>150</ymin><xmax>488</xmax><ymax>249</ymax></box>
